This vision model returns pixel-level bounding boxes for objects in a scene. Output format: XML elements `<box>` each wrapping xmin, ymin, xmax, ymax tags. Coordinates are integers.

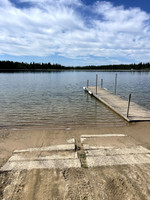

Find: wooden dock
<box><xmin>84</xmin><ymin>86</ymin><xmax>150</xmax><ymax>122</ymax></box>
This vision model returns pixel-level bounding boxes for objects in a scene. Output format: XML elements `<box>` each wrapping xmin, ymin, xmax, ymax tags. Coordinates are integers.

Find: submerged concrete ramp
<box><xmin>0</xmin><ymin>141</ymin><xmax>81</xmax><ymax>171</ymax></box>
<box><xmin>81</xmin><ymin>134</ymin><xmax>150</xmax><ymax>167</ymax></box>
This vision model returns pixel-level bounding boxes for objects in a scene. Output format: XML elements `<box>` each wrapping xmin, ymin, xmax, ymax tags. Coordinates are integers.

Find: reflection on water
<box><xmin>0</xmin><ymin>71</ymin><xmax>150</xmax><ymax>128</ymax></box>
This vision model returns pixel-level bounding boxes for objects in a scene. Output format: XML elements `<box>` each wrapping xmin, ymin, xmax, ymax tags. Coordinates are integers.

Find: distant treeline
<box><xmin>0</xmin><ymin>61</ymin><xmax>65</xmax><ymax>71</ymax></box>
<box><xmin>0</xmin><ymin>61</ymin><xmax>150</xmax><ymax>71</ymax></box>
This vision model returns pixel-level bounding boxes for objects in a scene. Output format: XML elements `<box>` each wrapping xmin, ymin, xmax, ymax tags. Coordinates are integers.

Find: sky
<box><xmin>0</xmin><ymin>0</ymin><xmax>150</xmax><ymax>66</ymax></box>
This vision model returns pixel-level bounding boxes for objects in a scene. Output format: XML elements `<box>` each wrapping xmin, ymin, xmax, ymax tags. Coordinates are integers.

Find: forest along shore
<box><xmin>1</xmin><ymin>60</ymin><xmax>150</xmax><ymax>71</ymax></box>
<box><xmin>0</xmin><ymin>122</ymin><xmax>150</xmax><ymax>199</ymax></box>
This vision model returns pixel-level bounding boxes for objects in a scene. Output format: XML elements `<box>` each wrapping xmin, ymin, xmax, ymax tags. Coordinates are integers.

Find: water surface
<box><xmin>0</xmin><ymin>71</ymin><xmax>150</xmax><ymax>128</ymax></box>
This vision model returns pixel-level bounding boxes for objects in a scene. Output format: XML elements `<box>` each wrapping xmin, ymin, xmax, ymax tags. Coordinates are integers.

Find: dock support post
<box><xmin>96</xmin><ymin>74</ymin><xmax>98</xmax><ymax>94</ymax></box>
<box><xmin>127</xmin><ymin>94</ymin><xmax>131</xmax><ymax>117</ymax></box>
<box><xmin>101</xmin><ymin>79</ymin><xmax>103</xmax><ymax>88</ymax></box>
<box><xmin>114</xmin><ymin>74</ymin><xmax>117</xmax><ymax>95</ymax></box>
<box><xmin>87</xmin><ymin>80</ymin><xmax>89</xmax><ymax>88</ymax></box>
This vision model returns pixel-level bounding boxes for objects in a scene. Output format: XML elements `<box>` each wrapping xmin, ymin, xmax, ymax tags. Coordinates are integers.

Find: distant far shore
<box><xmin>0</xmin><ymin>60</ymin><xmax>150</xmax><ymax>71</ymax></box>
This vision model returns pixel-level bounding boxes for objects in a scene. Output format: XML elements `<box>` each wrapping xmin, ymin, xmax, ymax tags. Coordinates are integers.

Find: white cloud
<box><xmin>18</xmin><ymin>0</ymin><xmax>83</xmax><ymax>9</ymax></box>
<box><xmin>0</xmin><ymin>0</ymin><xmax>150</xmax><ymax>65</ymax></box>
<box><xmin>0</xmin><ymin>0</ymin><xmax>11</xmax><ymax>7</ymax></box>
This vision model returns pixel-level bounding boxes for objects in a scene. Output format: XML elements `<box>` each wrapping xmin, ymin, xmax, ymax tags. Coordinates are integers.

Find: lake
<box><xmin>0</xmin><ymin>71</ymin><xmax>150</xmax><ymax>128</ymax></box>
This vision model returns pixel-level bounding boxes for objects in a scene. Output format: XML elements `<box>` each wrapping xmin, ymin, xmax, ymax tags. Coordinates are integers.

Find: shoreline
<box><xmin>1</xmin><ymin>121</ymin><xmax>150</xmax><ymax>168</ymax></box>
<box><xmin>0</xmin><ymin>69</ymin><xmax>150</xmax><ymax>72</ymax></box>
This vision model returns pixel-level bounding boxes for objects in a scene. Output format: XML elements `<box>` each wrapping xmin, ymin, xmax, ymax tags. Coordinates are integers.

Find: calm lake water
<box><xmin>0</xmin><ymin>71</ymin><xmax>150</xmax><ymax>128</ymax></box>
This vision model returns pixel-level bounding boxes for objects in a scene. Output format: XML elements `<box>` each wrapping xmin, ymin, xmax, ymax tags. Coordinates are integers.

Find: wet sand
<box><xmin>0</xmin><ymin>122</ymin><xmax>150</xmax><ymax>199</ymax></box>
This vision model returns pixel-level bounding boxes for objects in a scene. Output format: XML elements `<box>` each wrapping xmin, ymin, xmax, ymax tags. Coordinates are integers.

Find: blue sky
<box><xmin>0</xmin><ymin>0</ymin><xmax>150</xmax><ymax>66</ymax></box>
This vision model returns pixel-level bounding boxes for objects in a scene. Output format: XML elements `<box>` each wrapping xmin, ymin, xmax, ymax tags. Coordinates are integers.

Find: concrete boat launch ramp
<box><xmin>84</xmin><ymin>86</ymin><xmax>150</xmax><ymax>122</ymax></box>
<box><xmin>1</xmin><ymin>134</ymin><xmax>150</xmax><ymax>171</ymax></box>
<box><xmin>0</xmin><ymin>142</ymin><xmax>81</xmax><ymax>171</ymax></box>
<box><xmin>81</xmin><ymin>134</ymin><xmax>150</xmax><ymax>167</ymax></box>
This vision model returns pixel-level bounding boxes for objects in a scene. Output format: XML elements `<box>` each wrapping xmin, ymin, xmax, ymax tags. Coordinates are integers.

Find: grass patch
<box><xmin>78</xmin><ymin>150</ymin><xmax>87</xmax><ymax>168</ymax></box>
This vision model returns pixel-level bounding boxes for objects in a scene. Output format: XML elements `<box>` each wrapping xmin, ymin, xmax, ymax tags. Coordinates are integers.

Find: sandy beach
<box><xmin>0</xmin><ymin>122</ymin><xmax>150</xmax><ymax>199</ymax></box>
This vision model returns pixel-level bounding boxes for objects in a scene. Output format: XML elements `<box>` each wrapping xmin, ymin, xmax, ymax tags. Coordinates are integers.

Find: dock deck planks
<box><xmin>84</xmin><ymin>86</ymin><xmax>150</xmax><ymax>122</ymax></box>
